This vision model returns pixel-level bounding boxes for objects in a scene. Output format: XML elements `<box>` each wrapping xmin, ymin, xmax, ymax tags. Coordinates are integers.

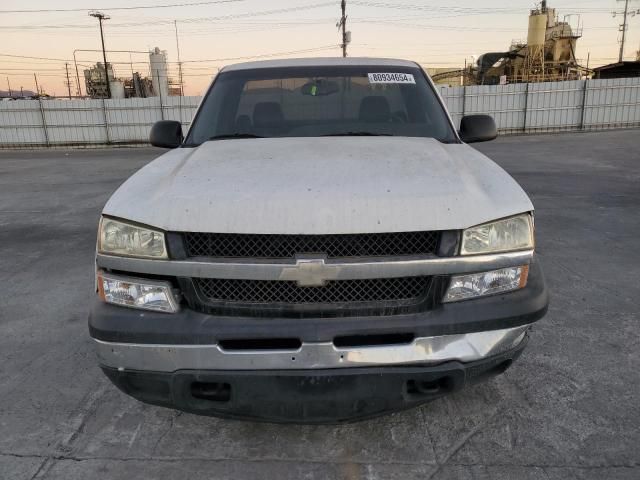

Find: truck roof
<box><xmin>222</xmin><ymin>57</ymin><xmax>419</xmax><ymax>72</ymax></box>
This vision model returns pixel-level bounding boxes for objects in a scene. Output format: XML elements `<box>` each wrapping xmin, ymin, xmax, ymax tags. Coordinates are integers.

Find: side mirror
<box><xmin>459</xmin><ymin>115</ymin><xmax>497</xmax><ymax>143</ymax></box>
<box><xmin>150</xmin><ymin>120</ymin><xmax>183</xmax><ymax>148</ymax></box>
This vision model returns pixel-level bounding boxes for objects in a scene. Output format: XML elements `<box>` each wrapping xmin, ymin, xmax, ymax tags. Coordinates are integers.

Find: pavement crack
<box><xmin>418</xmin><ymin>405</ymin><xmax>439</xmax><ymax>467</ymax></box>
<box><xmin>151</xmin><ymin>411</ymin><xmax>182</xmax><ymax>455</ymax></box>
<box><xmin>0</xmin><ymin>452</ymin><xmax>45</xmax><ymax>460</ymax></box>
<box><xmin>29</xmin><ymin>383</ymin><xmax>109</xmax><ymax>479</ymax></box>
<box><xmin>426</xmin><ymin>409</ymin><xmax>502</xmax><ymax>479</ymax></box>
<box><xmin>60</xmin><ymin>384</ymin><xmax>109</xmax><ymax>450</ymax></box>
<box><xmin>3</xmin><ymin>452</ymin><xmax>638</xmax><ymax>470</ymax></box>
<box><xmin>28</xmin><ymin>458</ymin><xmax>51</xmax><ymax>480</ymax></box>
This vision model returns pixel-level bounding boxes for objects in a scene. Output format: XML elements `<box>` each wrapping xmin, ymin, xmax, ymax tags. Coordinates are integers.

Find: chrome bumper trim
<box><xmin>96</xmin><ymin>250</ymin><xmax>533</xmax><ymax>281</ymax></box>
<box><xmin>94</xmin><ymin>325</ymin><xmax>530</xmax><ymax>372</ymax></box>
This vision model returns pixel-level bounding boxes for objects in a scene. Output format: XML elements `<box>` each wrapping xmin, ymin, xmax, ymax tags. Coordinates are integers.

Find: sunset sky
<box><xmin>1</xmin><ymin>0</ymin><xmax>638</xmax><ymax>96</ymax></box>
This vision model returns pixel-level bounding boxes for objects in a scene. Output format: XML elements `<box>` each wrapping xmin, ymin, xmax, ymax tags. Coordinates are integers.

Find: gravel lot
<box><xmin>1</xmin><ymin>130</ymin><xmax>639</xmax><ymax>479</ymax></box>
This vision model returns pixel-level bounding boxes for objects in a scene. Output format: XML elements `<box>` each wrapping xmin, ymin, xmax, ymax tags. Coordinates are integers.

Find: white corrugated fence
<box><xmin>439</xmin><ymin>77</ymin><xmax>640</xmax><ymax>134</ymax></box>
<box><xmin>0</xmin><ymin>77</ymin><xmax>638</xmax><ymax>148</ymax></box>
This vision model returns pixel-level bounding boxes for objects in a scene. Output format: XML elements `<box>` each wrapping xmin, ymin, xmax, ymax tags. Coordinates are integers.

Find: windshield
<box><xmin>186</xmin><ymin>65</ymin><xmax>458</xmax><ymax>145</ymax></box>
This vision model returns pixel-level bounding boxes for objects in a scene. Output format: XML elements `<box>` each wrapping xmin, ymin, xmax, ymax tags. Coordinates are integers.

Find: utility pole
<box><xmin>129</xmin><ymin>53</ymin><xmax>135</xmax><ymax>78</ymax></box>
<box><xmin>65</xmin><ymin>63</ymin><xmax>73</xmax><ymax>99</ymax></box>
<box><xmin>613</xmin><ymin>0</ymin><xmax>640</xmax><ymax>62</ymax></box>
<box><xmin>338</xmin><ymin>0</ymin><xmax>348</xmax><ymax>57</ymax></box>
<box><xmin>618</xmin><ymin>0</ymin><xmax>630</xmax><ymax>62</ymax></box>
<box><xmin>586</xmin><ymin>52</ymin><xmax>590</xmax><ymax>77</ymax></box>
<box><xmin>73</xmin><ymin>50</ymin><xmax>82</xmax><ymax>97</ymax></box>
<box><xmin>33</xmin><ymin>73</ymin><xmax>41</xmax><ymax>97</ymax></box>
<box><xmin>174</xmin><ymin>20</ymin><xmax>184</xmax><ymax>96</ymax></box>
<box><xmin>89</xmin><ymin>11</ymin><xmax>112</xmax><ymax>99</ymax></box>
<box><xmin>6</xmin><ymin>77</ymin><xmax>11</xmax><ymax>97</ymax></box>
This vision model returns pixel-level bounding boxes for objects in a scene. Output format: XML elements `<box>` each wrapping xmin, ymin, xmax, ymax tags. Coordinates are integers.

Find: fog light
<box><xmin>443</xmin><ymin>266</ymin><xmax>529</xmax><ymax>303</ymax></box>
<box><xmin>97</xmin><ymin>272</ymin><xmax>179</xmax><ymax>313</ymax></box>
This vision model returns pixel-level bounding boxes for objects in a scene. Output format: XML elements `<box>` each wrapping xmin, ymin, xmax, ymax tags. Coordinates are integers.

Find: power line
<box><xmin>0</xmin><ymin>0</ymin><xmax>243</xmax><ymax>14</ymax></box>
<box><xmin>0</xmin><ymin>45</ymin><xmax>341</xmax><ymax>81</ymax></box>
<box><xmin>179</xmin><ymin>45</ymin><xmax>339</xmax><ymax>63</ymax></box>
<box><xmin>349</xmin><ymin>1</ymin><xmax>610</xmax><ymax>14</ymax></box>
<box><xmin>0</xmin><ymin>21</ymin><xmax>335</xmax><ymax>38</ymax></box>
<box><xmin>0</xmin><ymin>2</ymin><xmax>337</xmax><ymax>30</ymax></box>
<box><xmin>0</xmin><ymin>2</ymin><xmax>616</xmax><ymax>32</ymax></box>
<box><xmin>356</xmin><ymin>18</ymin><xmax>618</xmax><ymax>32</ymax></box>
<box><xmin>0</xmin><ymin>68</ymin><xmax>70</xmax><ymax>71</ymax></box>
<box><xmin>0</xmin><ymin>53</ymin><xmax>73</xmax><ymax>62</ymax></box>
<box><xmin>0</xmin><ymin>47</ymin><xmax>341</xmax><ymax>69</ymax></box>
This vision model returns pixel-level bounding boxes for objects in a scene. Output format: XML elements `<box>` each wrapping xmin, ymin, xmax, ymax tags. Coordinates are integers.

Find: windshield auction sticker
<box><xmin>368</xmin><ymin>73</ymin><xmax>416</xmax><ymax>84</ymax></box>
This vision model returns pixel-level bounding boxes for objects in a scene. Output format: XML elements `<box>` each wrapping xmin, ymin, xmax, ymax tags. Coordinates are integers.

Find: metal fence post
<box><xmin>157</xmin><ymin>69</ymin><xmax>165</xmax><ymax>121</ymax></box>
<box><xmin>102</xmin><ymin>98</ymin><xmax>111</xmax><ymax>144</ymax></box>
<box><xmin>462</xmin><ymin>85</ymin><xmax>467</xmax><ymax>117</ymax></box>
<box><xmin>523</xmin><ymin>82</ymin><xmax>530</xmax><ymax>133</ymax></box>
<box><xmin>580</xmin><ymin>78</ymin><xmax>589</xmax><ymax>131</ymax></box>
<box><xmin>37</xmin><ymin>97</ymin><xmax>50</xmax><ymax>147</ymax></box>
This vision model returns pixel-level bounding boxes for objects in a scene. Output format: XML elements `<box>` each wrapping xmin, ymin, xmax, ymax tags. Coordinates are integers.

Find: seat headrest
<box><xmin>253</xmin><ymin>102</ymin><xmax>284</xmax><ymax>129</ymax></box>
<box><xmin>359</xmin><ymin>96</ymin><xmax>391</xmax><ymax>123</ymax></box>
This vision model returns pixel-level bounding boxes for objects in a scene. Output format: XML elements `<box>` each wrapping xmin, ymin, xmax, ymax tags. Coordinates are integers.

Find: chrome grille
<box><xmin>194</xmin><ymin>276</ymin><xmax>432</xmax><ymax>305</ymax></box>
<box><xmin>183</xmin><ymin>231</ymin><xmax>440</xmax><ymax>259</ymax></box>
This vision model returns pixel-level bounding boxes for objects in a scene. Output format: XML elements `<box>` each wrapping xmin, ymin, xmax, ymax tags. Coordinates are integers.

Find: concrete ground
<box><xmin>0</xmin><ymin>130</ymin><xmax>639</xmax><ymax>479</ymax></box>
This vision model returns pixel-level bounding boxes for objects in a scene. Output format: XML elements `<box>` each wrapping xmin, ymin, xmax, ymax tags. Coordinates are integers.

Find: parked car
<box><xmin>89</xmin><ymin>58</ymin><xmax>548</xmax><ymax>423</ymax></box>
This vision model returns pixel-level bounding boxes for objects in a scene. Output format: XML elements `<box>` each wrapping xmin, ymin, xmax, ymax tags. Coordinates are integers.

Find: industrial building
<box><xmin>426</xmin><ymin>68</ymin><xmax>467</xmax><ymax>86</ymax></box>
<box><xmin>479</xmin><ymin>0</ymin><xmax>584</xmax><ymax>84</ymax></box>
<box><xmin>593</xmin><ymin>60</ymin><xmax>640</xmax><ymax>79</ymax></box>
<box><xmin>432</xmin><ymin>1</ymin><xmax>585</xmax><ymax>85</ymax></box>
<box><xmin>83</xmin><ymin>63</ymin><xmax>116</xmax><ymax>99</ymax></box>
<box><xmin>83</xmin><ymin>47</ymin><xmax>180</xmax><ymax>99</ymax></box>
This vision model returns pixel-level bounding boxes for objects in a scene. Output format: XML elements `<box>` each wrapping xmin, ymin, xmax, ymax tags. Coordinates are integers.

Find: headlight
<box><xmin>461</xmin><ymin>214</ymin><xmax>534</xmax><ymax>255</ymax></box>
<box><xmin>97</xmin><ymin>271</ymin><xmax>179</xmax><ymax>313</ymax></box>
<box><xmin>98</xmin><ymin>217</ymin><xmax>167</xmax><ymax>259</ymax></box>
<box><xmin>444</xmin><ymin>266</ymin><xmax>529</xmax><ymax>302</ymax></box>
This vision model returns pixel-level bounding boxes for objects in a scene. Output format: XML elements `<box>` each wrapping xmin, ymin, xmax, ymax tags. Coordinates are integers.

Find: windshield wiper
<box><xmin>208</xmin><ymin>133</ymin><xmax>264</xmax><ymax>141</ymax></box>
<box><xmin>321</xmin><ymin>132</ymin><xmax>392</xmax><ymax>137</ymax></box>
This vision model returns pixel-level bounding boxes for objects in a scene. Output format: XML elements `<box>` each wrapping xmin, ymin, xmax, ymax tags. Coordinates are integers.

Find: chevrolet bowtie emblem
<box><xmin>279</xmin><ymin>256</ymin><xmax>340</xmax><ymax>287</ymax></box>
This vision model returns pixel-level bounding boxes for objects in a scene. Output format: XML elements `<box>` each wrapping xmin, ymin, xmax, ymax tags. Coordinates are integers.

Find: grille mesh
<box><xmin>183</xmin><ymin>231</ymin><xmax>439</xmax><ymax>259</ymax></box>
<box><xmin>194</xmin><ymin>276</ymin><xmax>432</xmax><ymax>305</ymax></box>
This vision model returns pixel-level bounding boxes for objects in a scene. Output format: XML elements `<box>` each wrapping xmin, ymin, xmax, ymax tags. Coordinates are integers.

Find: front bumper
<box><xmin>89</xmin><ymin>259</ymin><xmax>547</xmax><ymax>422</ymax></box>
<box><xmin>102</xmin><ymin>335</ymin><xmax>527</xmax><ymax>424</ymax></box>
<box><xmin>94</xmin><ymin>324</ymin><xmax>530</xmax><ymax>371</ymax></box>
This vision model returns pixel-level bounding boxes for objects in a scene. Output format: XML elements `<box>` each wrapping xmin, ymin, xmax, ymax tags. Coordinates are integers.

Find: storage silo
<box><xmin>149</xmin><ymin>47</ymin><xmax>169</xmax><ymax>98</ymax></box>
<box><xmin>109</xmin><ymin>80</ymin><xmax>125</xmax><ymax>99</ymax></box>
<box><xmin>527</xmin><ymin>12</ymin><xmax>547</xmax><ymax>48</ymax></box>
<box><xmin>521</xmin><ymin>3</ymin><xmax>549</xmax><ymax>82</ymax></box>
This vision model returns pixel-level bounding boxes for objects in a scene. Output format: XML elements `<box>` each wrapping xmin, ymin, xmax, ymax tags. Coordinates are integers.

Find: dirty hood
<box><xmin>104</xmin><ymin>137</ymin><xmax>533</xmax><ymax>234</ymax></box>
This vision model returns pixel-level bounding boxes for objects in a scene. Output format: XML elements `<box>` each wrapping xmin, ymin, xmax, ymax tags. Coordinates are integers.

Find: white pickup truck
<box><xmin>90</xmin><ymin>58</ymin><xmax>548</xmax><ymax>423</ymax></box>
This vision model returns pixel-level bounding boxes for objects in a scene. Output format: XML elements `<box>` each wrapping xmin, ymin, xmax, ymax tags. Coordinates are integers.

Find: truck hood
<box><xmin>104</xmin><ymin>137</ymin><xmax>533</xmax><ymax>234</ymax></box>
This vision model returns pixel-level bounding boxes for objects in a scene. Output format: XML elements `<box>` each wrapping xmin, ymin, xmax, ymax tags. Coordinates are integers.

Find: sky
<box><xmin>1</xmin><ymin>0</ymin><xmax>639</xmax><ymax>96</ymax></box>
